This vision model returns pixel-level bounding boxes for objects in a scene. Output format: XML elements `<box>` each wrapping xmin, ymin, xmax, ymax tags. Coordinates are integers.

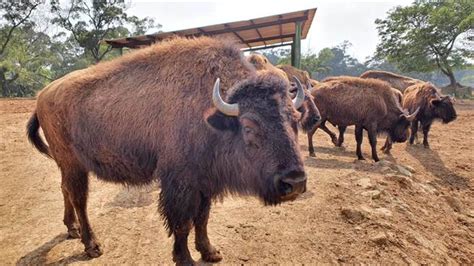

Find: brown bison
<box><xmin>27</xmin><ymin>37</ymin><xmax>308</xmax><ymax>264</ymax></box>
<box><xmin>246</xmin><ymin>54</ymin><xmax>321</xmax><ymax>132</ymax></box>
<box><xmin>403</xmin><ymin>82</ymin><xmax>457</xmax><ymax>148</ymax></box>
<box><xmin>307</xmin><ymin>77</ymin><xmax>419</xmax><ymax>161</ymax></box>
<box><xmin>276</xmin><ymin>64</ymin><xmax>312</xmax><ymax>85</ymax></box>
<box><xmin>360</xmin><ymin>70</ymin><xmax>423</xmax><ymax>93</ymax></box>
<box><xmin>322</xmin><ymin>76</ymin><xmax>405</xmax><ymax>152</ymax></box>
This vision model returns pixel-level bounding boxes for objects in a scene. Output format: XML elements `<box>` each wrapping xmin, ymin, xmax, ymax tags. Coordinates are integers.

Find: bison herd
<box><xmin>26</xmin><ymin>37</ymin><xmax>457</xmax><ymax>264</ymax></box>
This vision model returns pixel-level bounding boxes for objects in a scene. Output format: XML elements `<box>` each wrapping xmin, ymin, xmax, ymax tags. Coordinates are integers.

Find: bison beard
<box><xmin>26</xmin><ymin>37</ymin><xmax>307</xmax><ymax>264</ymax></box>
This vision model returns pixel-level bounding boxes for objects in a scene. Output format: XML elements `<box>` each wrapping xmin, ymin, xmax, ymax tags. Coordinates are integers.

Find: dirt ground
<box><xmin>1</xmin><ymin>98</ymin><xmax>473</xmax><ymax>265</ymax></box>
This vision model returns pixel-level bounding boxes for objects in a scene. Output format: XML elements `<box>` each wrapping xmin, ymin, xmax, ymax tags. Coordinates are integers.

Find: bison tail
<box><xmin>27</xmin><ymin>112</ymin><xmax>51</xmax><ymax>158</ymax></box>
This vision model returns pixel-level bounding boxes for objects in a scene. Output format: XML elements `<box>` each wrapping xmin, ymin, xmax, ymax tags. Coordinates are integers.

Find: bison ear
<box><xmin>430</xmin><ymin>99</ymin><xmax>441</xmax><ymax>106</ymax></box>
<box><xmin>204</xmin><ymin>108</ymin><xmax>239</xmax><ymax>131</ymax></box>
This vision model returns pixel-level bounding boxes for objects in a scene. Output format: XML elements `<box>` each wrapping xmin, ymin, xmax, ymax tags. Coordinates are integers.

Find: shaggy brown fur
<box><xmin>246</xmin><ymin>54</ymin><xmax>321</xmax><ymax>132</ymax></box>
<box><xmin>26</xmin><ymin>37</ymin><xmax>308</xmax><ymax>264</ymax></box>
<box><xmin>360</xmin><ymin>70</ymin><xmax>423</xmax><ymax>93</ymax></box>
<box><xmin>403</xmin><ymin>82</ymin><xmax>457</xmax><ymax>148</ymax></box>
<box><xmin>308</xmin><ymin>76</ymin><xmax>417</xmax><ymax>161</ymax></box>
<box><xmin>277</xmin><ymin>64</ymin><xmax>312</xmax><ymax>86</ymax></box>
<box><xmin>322</xmin><ymin>76</ymin><xmax>405</xmax><ymax>153</ymax></box>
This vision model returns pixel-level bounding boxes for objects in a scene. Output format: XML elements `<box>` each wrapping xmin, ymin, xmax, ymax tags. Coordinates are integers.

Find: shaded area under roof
<box><xmin>103</xmin><ymin>8</ymin><xmax>316</xmax><ymax>50</ymax></box>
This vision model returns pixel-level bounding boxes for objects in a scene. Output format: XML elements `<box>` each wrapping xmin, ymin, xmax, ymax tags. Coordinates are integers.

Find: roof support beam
<box><xmin>224</xmin><ymin>23</ymin><xmax>250</xmax><ymax>48</ymax></box>
<box><xmin>245</xmin><ymin>33</ymin><xmax>294</xmax><ymax>45</ymax></box>
<box><xmin>250</xmin><ymin>19</ymin><xmax>265</xmax><ymax>46</ymax></box>
<box><xmin>186</xmin><ymin>15</ymin><xmax>307</xmax><ymax>37</ymax></box>
<box><xmin>242</xmin><ymin>42</ymin><xmax>292</xmax><ymax>52</ymax></box>
<box><xmin>291</xmin><ymin>20</ymin><xmax>302</xmax><ymax>68</ymax></box>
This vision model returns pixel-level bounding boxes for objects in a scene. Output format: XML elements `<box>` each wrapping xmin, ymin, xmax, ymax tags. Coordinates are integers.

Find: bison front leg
<box><xmin>160</xmin><ymin>180</ymin><xmax>198</xmax><ymax>264</ymax></box>
<box><xmin>421</xmin><ymin>121</ymin><xmax>432</xmax><ymax>148</ymax></box>
<box><xmin>307</xmin><ymin>125</ymin><xmax>319</xmax><ymax>157</ymax></box>
<box><xmin>194</xmin><ymin>195</ymin><xmax>222</xmax><ymax>262</ymax></box>
<box><xmin>320</xmin><ymin>121</ymin><xmax>338</xmax><ymax>146</ymax></box>
<box><xmin>409</xmin><ymin>120</ymin><xmax>419</xmax><ymax>145</ymax></box>
<box><xmin>355</xmin><ymin>125</ymin><xmax>365</xmax><ymax>160</ymax></box>
<box><xmin>381</xmin><ymin>136</ymin><xmax>392</xmax><ymax>154</ymax></box>
<box><xmin>336</xmin><ymin>126</ymin><xmax>347</xmax><ymax>147</ymax></box>
<box><xmin>172</xmin><ymin>221</ymin><xmax>194</xmax><ymax>265</ymax></box>
<box><xmin>367</xmin><ymin>127</ymin><xmax>380</xmax><ymax>162</ymax></box>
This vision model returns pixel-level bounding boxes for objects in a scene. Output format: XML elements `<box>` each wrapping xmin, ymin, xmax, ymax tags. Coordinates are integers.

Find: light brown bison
<box><xmin>27</xmin><ymin>37</ymin><xmax>308</xmax><ymax>264</ymax></box>
<box><xmin>276</xmin><ymin>64</ymin><xmax>312</xmax><ymax>86</ymax></box>
<box><xmin>246</xmin><ymin>54</ymin><xmax>321</xmax><ymax>132</ymax></box>
<box><xmin>318</xmin><ymin>76</ymin><xmax>405</xmax><ymax>151</ymax></box>
<box><xmin>360</xmin><ymin>70</ymin><xmax>423</xmax><ymax>93</ymax></box>
<box><xmin>403</xmin><ymin>82</ymin><xmax>457</xmax><ymax>148</ymax></box>
<box><xmin>307</xmin><ymin>77</ymin><xmax>419</xmax><ymax>161</ymax></box>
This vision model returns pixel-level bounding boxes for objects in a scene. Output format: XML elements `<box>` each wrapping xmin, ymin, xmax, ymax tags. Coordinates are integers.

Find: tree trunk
<box><xmin>447</xmin><ymin>71</ymin><xmax>457</xmax><ymax>88</ymax></box>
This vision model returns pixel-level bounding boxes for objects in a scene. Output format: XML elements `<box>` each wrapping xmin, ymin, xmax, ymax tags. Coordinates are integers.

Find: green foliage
<box><xmin>268</xmin><ymin>41</ymin><xmax>368</xmax><ymax>80</ymax></box>
<box><xmin>0</xmin><ymin>0</ymin><xmax>160</xmax><ymax>97</ymax></box>
<box><xmin>375</xmin><ymin>1</ymin><xmax>474</xmax><ymax>87</ymax></box>
<box><xmin>50</xmin><ymin>0</ymin><xmax>160</xmax><ymax>62</ymax></box>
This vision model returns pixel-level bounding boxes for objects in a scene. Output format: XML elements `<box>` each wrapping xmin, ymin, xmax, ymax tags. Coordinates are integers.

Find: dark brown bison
<box><xmin>322</xmin><ymin>76</ymin><xmax>405</xmax><ymax>153</ymax></box>
<box><xmin>403</xmin><ymin>82</ymin><xmax>457</xmax><ymax>148</ymax></box>
<box><xmin>360</xmin><ymin>70</ymin><xmax>423</xmax><ymax>93</ymax></box>
<box><xmin>307</xmin><ymin>77</ymin><xmax>419</xmax><ymax>161</ymax></box>
<box><xmin>246</xmin><ymin>54</ymin><xmax>321</xmax><ymax>132</ymax></box>
<box><xmin>27</xmin><ymin>37</ymin><xmax>308</xmax><ymax>264</ymax></box>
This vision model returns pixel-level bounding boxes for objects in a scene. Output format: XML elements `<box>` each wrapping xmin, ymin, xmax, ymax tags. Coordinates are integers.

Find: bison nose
<box><xmin>277</xmin><ymin>170</ymin><xmax>307</xmax><ymax>201</ymax></box>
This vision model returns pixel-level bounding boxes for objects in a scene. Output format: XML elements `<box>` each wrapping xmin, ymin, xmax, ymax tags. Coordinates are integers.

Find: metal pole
<box><xmin>291</xmin><ymin>21</ymin><xmax>302</xmax><ymax>68</ymax></box>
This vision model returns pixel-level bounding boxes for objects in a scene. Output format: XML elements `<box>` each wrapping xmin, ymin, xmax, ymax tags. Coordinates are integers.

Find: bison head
<box><xmin>430</xmin><ymin>96</ymin><xmax>457</xmax><ymax>123</ymax></box>
<box><xmin>289</xmin><ymin>78</ymin><xmax>321</xmax><ymax>132</ymax></box>
<box><xmin>204</xmin><ymin>73</ymin><xmax>307</xmax><ymax>205</ymax></box>
<box><xmin>390</xmin><ymin>107</ymin><xmax>420</xmax><ymax>142</ymax></box>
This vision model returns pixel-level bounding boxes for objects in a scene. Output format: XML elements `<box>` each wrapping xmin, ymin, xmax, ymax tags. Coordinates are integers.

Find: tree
<box><xmin>0</xmin><ymin>24</ymin><xmax>61</xmax><ymax>96</ymax></box>
<box><xmin>375</xmin><ymin>1</ymin><xmax>474</xmax><ymax>90</ymax></box>
<box><xmin>0</xmin><ymin>0</ymin><xmax>42</xmax><ymax>55</ymax></box>
<box><xmin>50</xmin><ymin>0</ymin><xmax>160</xmax><ymax>63</ymax></box>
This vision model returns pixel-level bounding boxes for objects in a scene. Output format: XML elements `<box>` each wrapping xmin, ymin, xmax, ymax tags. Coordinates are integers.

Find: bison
<box><xmin>321</xmin><ymin>76</ymin><xmax>405</xmax><ymax>152</ymax></box>
<box><xmin>403</xmin><ymin>82</ymin><xmax>457</xmax><ymax>148</ymax></box>
<box><xmin>27</xmin><ymin>37</ymin><xmax>308</xmax><ymax>264</ymax></box>
<box><xmin>360</xmin><ymin>70</ymin><xmax>423</xmax><ymax>93</ymax></box>
<box><xmin>246</xmin><ymin>54</ymin><xmax>321</xmax><ymax>132</ymax></box>
<box><xmin>307</xmin><ymin>77</ymin><xmax>419</xmax><ymax>161</ymax></box>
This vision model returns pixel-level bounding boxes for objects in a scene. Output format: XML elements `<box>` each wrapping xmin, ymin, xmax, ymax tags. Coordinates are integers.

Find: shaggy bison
<box><xmin>322</xmin><ymin>76</ymin><xmax>405</xmax><ymax>152</ymax></box>
<box><xmin>27</xmin><ymin>37</ymin><xmax>308</xmax><ymax>264</ymax></box>
<box><xmin>403</xmin><ymin>82</ymin><xmax>457</xmax><ymax>148</ymax></box>
<box><xmin>360</xmin><ymin>70</ymin><xmax>423</xmax><ymax>93</ymax></box>
<box><xmin>307</xmin><ymin>77</ymin><xmax>419</xmax><ymax>161</ymax></box>
<box><xmin>246</xmin><ymin>54</ymin><xmax>321</xmax><ymax>132</ymax></box>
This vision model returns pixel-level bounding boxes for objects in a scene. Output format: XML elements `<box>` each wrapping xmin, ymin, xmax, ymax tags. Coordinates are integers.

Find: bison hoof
<box><xmin>67</xmin><ymin>228</ymin><xmax>81</xmax><ymax>239</ymax></box>
<box><xmin>85</xmin><ymin>243</ymin><xmax>103</xmax><ymax>258</ymax></box>
<box><xmin>331</xmin><ymin>138</ymin><xmax>339</xmax><ymax>146</ymax></box>
<box><xmin>202</xmin><ymin>249</ymin><xmax>223</xmax><ymax>262</ymax></box>
<box><xmin>358</xmin><ymin>156</ymin><xmax>365</xmax><ymax>161</ymax></box>
<box><xmin>309</xmin><ymin>152</ymin><xmax>316</xmax><ymax>157</ymax></box>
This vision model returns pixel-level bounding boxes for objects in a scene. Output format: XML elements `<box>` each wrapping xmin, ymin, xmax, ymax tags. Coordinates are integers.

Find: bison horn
<box><xmin>404</xmin><ymin>107</ymin><xmax>420</xmax><ymax>122</ymax></box>
<box><xmin>292</xmin><ymin>76</ymin><xmax>305</xmax><ymax>110</ymax></box>
<box><xmin>212</xmin><ymin>78</ymin><xmax>239</xmax><ymax>116</ymax></box>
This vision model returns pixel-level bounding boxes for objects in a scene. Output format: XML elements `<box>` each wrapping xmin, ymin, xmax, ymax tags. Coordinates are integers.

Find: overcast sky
<box><xmin>127</xmin><ymin>0</ymin><xmax>413</xmax><ymax>62</ymax></box>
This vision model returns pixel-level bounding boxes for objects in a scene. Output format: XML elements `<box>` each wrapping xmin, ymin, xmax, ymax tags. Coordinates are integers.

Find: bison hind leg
<box><xmin>60</xmin><ymin>162</ymin><xmax>102</xmax><ymax>258</ymax></box>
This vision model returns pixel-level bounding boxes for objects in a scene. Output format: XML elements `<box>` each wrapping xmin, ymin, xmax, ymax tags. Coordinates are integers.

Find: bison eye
<box><xmin>243</xmin><ymin>126</ymin><xmax>253</xmax><ymax>134</ymax></box>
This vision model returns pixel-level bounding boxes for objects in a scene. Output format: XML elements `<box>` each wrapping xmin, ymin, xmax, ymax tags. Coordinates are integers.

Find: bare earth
<box><xmin>1</xmin><ymin>98</ymin><xmax>473</xmax><ymax>265</ymax></box>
